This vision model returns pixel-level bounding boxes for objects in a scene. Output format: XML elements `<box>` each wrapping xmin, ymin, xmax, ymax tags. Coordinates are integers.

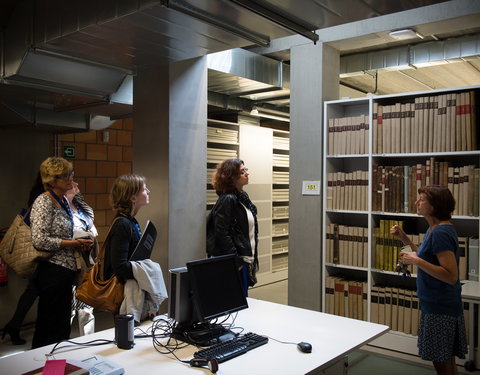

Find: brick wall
<box><xmin>58</xmin><ymin>118</ymin><xmax>133</xmax><ymax>242</ymax></box>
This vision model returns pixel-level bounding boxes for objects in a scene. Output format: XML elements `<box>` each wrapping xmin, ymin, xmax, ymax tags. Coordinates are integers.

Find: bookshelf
<box><xmin>322</xmin><ymin>85</ymin><xmax>480</xmax><ymax>359</ymax></box>
<box><xmin>207</xmin><ymin>119</ymin><xmax>289</xmax><ymax>286</ymax></box>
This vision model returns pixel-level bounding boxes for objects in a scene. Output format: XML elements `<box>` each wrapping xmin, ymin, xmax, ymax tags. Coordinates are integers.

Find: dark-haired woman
<box><xmin>391</xmin><ymin>185</ymin><xmax>467</xmax><ymax>375</ymax></box>
<box><xmin>207</xmin><ymin>158</ymin><xmax>259</xmax><ymax>296</ymax></box>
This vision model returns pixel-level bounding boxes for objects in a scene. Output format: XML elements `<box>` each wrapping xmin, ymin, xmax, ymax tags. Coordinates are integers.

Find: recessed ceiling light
<box><xmin>389</xmin><ymin>29</ymin><xmax>422</xmax><ymax>40</ymax></box>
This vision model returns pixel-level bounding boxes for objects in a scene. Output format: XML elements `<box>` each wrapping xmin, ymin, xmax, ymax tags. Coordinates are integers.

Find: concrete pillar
<box><xmin>288</xmin><ymin>42</ymin><xmax>339</xmax><ymax>311</ymax></box>
<box><xmin>133</xmin><ymin>57</ymin><xmax>208</xmax><ymax>288</ymax></box>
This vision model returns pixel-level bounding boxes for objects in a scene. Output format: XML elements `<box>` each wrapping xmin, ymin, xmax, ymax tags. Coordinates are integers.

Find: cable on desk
<box><xmin>147</xmin><ymin>314</ymin><xmax>245</xmax><ymax>367</ymax></box>
<box><xmin>47</xmin><ymin>338</ymin><xmax>114</xmax><ymax>358</ymax></box>
<box><xmin>147</xmin><ymin>316</ymin><xmax>193</xmax><ymax>365</ymax></box>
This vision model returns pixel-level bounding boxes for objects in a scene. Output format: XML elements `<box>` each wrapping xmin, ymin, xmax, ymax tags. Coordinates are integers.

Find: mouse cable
<box><xmin>265</xmin><ymin>335</ymin><xmax>297</xmax><ymax>346</ymax></box>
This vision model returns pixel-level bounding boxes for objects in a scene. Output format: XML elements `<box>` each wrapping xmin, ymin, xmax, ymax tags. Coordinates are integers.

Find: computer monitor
<box><xmin>168</xmin><ymin>254</ymin><xmax>248</xmax><ymax>346</ymax></box>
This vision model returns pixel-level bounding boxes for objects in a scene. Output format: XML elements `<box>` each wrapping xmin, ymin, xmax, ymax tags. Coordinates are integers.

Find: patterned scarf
<box><xmin>235</xmin><ymin>190</ymin><xmax>258</xmax><ymax>241</ymax></box>
<box><xmin>235</xmin><ymin>190</ymin><xmax>259</xmax><ymax>274</ymax></box>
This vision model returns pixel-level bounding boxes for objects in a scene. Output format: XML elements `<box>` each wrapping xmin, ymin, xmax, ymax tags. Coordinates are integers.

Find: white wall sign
<box><xmin>302</xmin><ymin>180</ymin><xmax>320</xmax><ymax>195</ymax></box>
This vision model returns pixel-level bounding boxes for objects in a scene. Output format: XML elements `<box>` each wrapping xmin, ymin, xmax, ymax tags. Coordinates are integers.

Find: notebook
<box><xmin>129</xmin><ymin>220</ymin><xmax>157</xmax><ymax>261</ymax></box>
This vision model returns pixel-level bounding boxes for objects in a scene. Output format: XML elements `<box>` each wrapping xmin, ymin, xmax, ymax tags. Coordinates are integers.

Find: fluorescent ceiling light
<box><xmin>339</xmin><ymin>71</ymin><xmax>365</xmax><ymax>78</ymax></box>
<box><xmin>380</xmin><ymin>64</ymin><xmax>414</xmax><ymax>72</ymax></box>
<box><xmin>389</xmin><ymin>29</ymin><xmax>423</xmax><ymax>40</ymax></box>
<box><xmin>412</xmin><ymin>60</ymin><xmax>448</xmax><ymax>68</ymax></box>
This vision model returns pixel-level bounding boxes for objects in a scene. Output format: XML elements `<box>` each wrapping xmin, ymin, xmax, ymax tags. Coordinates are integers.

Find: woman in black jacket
<box><xmin>207</xmin><ymin>158</ymin><xmax>259</xmax><ymax>295</ymax></box>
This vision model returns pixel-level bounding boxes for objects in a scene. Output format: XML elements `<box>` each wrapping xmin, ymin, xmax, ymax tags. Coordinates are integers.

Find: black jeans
<box><xmin>8</xmin><ymin>278</ymin><xmax>39</xmax><ymax>330</ymax></box>
<box><xmin>31</xmin><ymin>262</ymin><xmax>76</xmax><ymax>349</ymax></box>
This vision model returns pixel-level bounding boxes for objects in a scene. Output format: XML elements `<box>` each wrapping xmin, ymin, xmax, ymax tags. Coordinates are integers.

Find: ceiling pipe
<box><xmin>229</xmin><ymin>0</ymin><xmax>318</xmax><ymax>43</ymax></box>
<box><xmin>161</xmin><ymin>0</ymin><xmax>270</xmax><ymax>47</ymax></box>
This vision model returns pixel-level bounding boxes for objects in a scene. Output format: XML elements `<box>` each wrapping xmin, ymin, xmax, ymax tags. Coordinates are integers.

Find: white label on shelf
<box><xmin>302</xmin><ymin>180</ymin><xmax>320</xmax><ymax>195</ymax></box>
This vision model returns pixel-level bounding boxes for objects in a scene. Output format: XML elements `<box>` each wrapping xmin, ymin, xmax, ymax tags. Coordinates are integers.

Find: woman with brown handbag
<box><xmin>103</xmin><ymin>174</ymin><xmax>150</xmax><ymax>285</ymax></box>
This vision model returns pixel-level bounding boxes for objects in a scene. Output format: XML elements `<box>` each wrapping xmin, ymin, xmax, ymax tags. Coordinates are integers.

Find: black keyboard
<box><xmin>194</xmin><ymin>332</ymin><xmax>268</xmax><ymax>363</ymax></box>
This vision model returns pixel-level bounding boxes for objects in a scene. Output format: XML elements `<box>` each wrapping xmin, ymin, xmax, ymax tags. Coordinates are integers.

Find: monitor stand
<box><xmin>170</xmin><ymin>321</ymin><xmax>237</xmax><ymax>346</ymax></box>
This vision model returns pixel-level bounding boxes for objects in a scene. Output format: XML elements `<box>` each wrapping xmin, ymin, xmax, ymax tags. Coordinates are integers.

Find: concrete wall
<box><xmin>288</xmin><ymin>43</ymin><xmax>339</xmax><ymax>311</ymax></box>
<box><xmin>133</xmin><ymin>57</ymin><xmax>208</xmax><ymax>310</ymax></box>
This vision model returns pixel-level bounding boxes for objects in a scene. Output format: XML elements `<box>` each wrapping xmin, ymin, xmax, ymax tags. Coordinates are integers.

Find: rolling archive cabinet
<box><xmin>322</xmin><ymin>85</ymin><xmax>480</xmax><ymax>358</ymax></box>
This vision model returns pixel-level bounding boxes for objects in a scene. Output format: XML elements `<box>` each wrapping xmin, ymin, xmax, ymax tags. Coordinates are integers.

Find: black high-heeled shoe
<box><xmin>2</xmin><ymin>323</ymin><xmax>27</xmax><ymax>345</ymax></box>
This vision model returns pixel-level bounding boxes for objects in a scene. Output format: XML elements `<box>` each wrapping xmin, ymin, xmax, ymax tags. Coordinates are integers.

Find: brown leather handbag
<box><xmin>75</xmin><ymin>217</ymin><xmax>124</xmax><ymax>314</ymax></box>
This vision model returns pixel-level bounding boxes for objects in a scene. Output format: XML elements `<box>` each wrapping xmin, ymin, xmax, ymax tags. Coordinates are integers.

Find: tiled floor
<box><xmin>1</xmin><ymin>278</ymin><xmax>480</xmax><ymax>374</ymax></box>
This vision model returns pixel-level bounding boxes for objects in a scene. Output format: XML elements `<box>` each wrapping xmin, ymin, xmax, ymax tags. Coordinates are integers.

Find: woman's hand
<box><xmin>76</xmin><ymin>238</ymin><xmax>94</xmax><ymax>252</ymax></box>
<box><xmin>399</xmin><ymin>250</ymin><xmax>419</xmax><ymax>265</ymax></box>
<box><xmin>391</xmin><ymin>225</ymin><xmax>407</xmax><ymax>242</ymax></box>
<box><xmin>391</xmin><ymin>225</ymin><xmax>418</xmax><ymax>251</ymax></box>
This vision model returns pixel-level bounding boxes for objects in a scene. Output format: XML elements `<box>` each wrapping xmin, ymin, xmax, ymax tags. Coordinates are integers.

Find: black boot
<box><xmin>2</xmin><ymin>323</ymin><xmax>27</xmax><ymax>345</ymax></box>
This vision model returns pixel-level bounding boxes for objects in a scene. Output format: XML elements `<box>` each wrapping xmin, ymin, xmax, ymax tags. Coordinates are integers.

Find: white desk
<box><xmin>461</xmin><ymin>281</ymin><xmax>480</xmax><ymax>370</ymax></box>
<box><xmin>0</xmin><ymin>298</ymin><xmax>389</xmax><ymax>375</ymax></box>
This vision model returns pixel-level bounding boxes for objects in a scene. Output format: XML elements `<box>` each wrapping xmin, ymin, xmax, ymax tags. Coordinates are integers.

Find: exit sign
<box><xmin>63</xmin><ymin>145</ymin><xmax>75</xmax><ymax>159</ymax></box>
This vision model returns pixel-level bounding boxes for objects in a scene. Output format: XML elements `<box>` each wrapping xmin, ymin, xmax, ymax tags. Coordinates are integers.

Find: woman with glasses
<box><xmin>30</xmin><ymin>157</ymin><xmax>93</xmax><ymax>348</ymax></box>
<box><xmin>207</xmin><ymin>158</ymin><xmax>259</xmax><ymax>295</ymax></box>
<box><xmin>391</xmin><ymin>185</ymin><xmax>467</xmax><ymax>375</ymax></box>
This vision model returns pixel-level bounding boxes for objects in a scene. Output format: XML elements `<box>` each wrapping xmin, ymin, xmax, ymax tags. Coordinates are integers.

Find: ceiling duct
<box><xmin>410</xmin><ymin>34</ymin><xmax>480</xmax><ymax>67</ymax></box>
<box><xmin>207</xmin><ymin>48</ymin><xmax>290</xmax><ymax>111</ymax></box>
<box><xmin>0</xmin><ymin>0</ymin><xmax>136</xmax><ymax>129</ymax></box>
<box><xmin>0</xmin><ymin>100</ymin><xmax>114</xmax><ymax>132</ymax></box>
<box><xmin>4</xmin><ymin>47</ymin><xmax>131</xmax><ymax>100</ymax></box>
<box><xmin>340</xmin><ymin>33</ymin><xmax>480</xmax><ymax>77</ymax></box>
<box><xmin>208</xmin><ymin>91</ymin><xmax>254</xmax><ymax>112</ymax></box>
<box><xmin>1</xmin><ymin>0</ymin><xmax>135</xmax><ymax>99</ymax></box>
<box><xmin>208</xmin><ymin>48</ymin><xmax>289</xmax><ymax>90</ymax></box>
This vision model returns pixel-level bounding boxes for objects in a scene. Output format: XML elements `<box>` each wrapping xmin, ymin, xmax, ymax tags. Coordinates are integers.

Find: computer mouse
<box><xmin>297</xmin><ymin>341</ymin><xmax>312</xmax><ymax>353</ymax></box>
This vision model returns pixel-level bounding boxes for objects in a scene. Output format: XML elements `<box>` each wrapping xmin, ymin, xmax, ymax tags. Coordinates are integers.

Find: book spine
<box><xmin>468</xmin><ymin>237</ymin><xmax>479</xmax><ymax>281</ymax></box>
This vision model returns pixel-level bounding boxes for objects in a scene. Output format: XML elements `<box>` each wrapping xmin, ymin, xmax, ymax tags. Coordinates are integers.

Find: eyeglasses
<box><xmin>240</xmin><ymin>168</ymin><xmax>249</xmax><ymax>175</ymax></box>
<box><xmin>57</xmin><ymin>171</ymin><xmax>74</xmax><ymax>180</ymax></box>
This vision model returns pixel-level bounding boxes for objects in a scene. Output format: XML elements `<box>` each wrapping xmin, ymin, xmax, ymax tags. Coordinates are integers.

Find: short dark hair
<box><xmin>418</xmin><ymin>185</ymin><xmax>455</xmax><ymax>220</ymax></box>
<box><xmin>211</xmin><ymin>158</ymin><xmax>244</xmax><ymax>195</ymax></box>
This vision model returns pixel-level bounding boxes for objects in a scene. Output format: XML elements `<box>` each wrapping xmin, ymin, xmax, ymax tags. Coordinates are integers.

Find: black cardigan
<box><xmin>103</xmin><ymin>215</ymin><xmax>140</xmax><ymax>282</ymax></box>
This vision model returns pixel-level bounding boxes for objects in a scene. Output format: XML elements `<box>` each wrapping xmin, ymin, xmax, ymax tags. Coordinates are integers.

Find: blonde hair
<box><xmin>39</xmin><ymin>157</ymin><xmax>73</xmax><ymax>190</ymax></box>
<box><xmin>110</xmin><ymin>174</ymin><xmax>146</xmax><ymax>216</ymax></box>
